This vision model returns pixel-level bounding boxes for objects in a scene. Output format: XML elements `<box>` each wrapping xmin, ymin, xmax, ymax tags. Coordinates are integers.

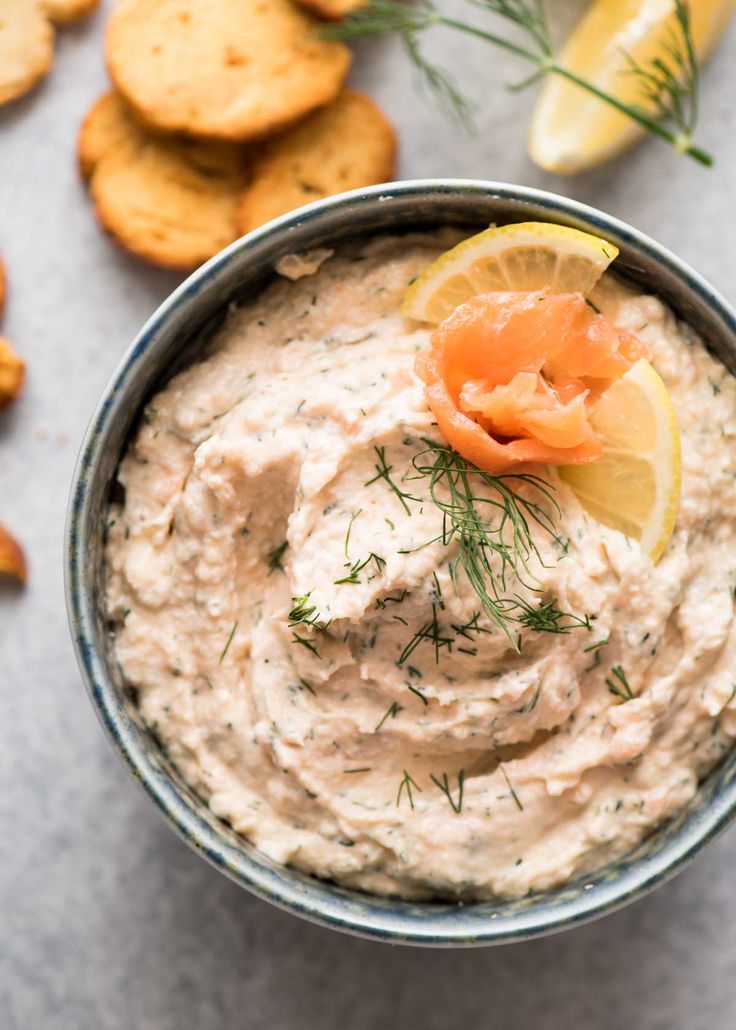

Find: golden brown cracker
<box><xmin>296</xmin><ymin>0</ymin><xmax>366</xmax><ymax>20</ymax></box>
<box><xmin>0</xmin><ymin>523</ymin><xmax>27</xmax><ymax>584</ymax></box>
<box><xmin>105</xmin><ymin>0</ymin><xmax>351</xmax><ymax>142</ymax></box>
<box><xmin>0</xmin><ymin>337</ymin><xmax>25</xmax><ymax>408</ymax></box>
<box><xmin>79</xmin><ymin>92</ymin><xmax>250</xmax><ymax>270</ymax></box>
<box><xmin>43</xmin><ymin>0</ymin><xmax>100</xmax><ymax>25</ymax></box>
<box><xmin>0</xmin><ymin>0</ymin><xmax>54</xmax><ymax>107</ymax></box>
<box><xmin>236</xmin><ymin>91</ymin><xmax>396</xmax><ymax>234</ymax></box>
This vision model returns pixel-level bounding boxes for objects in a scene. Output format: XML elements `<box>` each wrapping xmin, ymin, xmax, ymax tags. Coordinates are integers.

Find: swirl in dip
<box><xmin>105</xmin><ymin>232</ymin><xmax>736</xmax><ymax>899</ymax></box>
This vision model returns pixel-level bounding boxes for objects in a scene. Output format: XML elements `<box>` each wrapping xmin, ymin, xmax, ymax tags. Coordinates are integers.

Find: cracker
<box><xmin>0</xmin><ymin>0</ymin><xmax>54</xmax><ymax>107</ymax></box>
<box><xmin>236</xmin><ymin>91</ymin><xmax>396</xmax><ymax>234</ymax></box>
<box><xmin>106</xmin><ymin>0</ymin><xmax>351</xmax><ymax>142</ymax></box>
<box><xmin>296</xmin><ymin>0</ymin><xmax>366</xmax><ymax>20</ymax></box>
<box><xmin>43</xmin><ymin>0</ymin><xmax>100</xmax><ymax>25</ymax></box>
<box><xmin>0</xmin><ymin>523</ymin><xmax>27</xmax><ymax>584</ymax></box>
<box><xmin>79</xmin><ymin>92</ymin><xmax>251</xmax><ymax>270</ymax></box>
<box><xmin>0</xmin><ymin>337</ymin><xmax>25</xmax><ymax>408</ymax></box>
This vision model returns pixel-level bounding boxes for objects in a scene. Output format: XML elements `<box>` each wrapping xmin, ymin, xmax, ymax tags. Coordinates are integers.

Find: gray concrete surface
<box><xmin>2</xmin><ymin>3</ymin><xmax>735</xmax><ymax>1028</ymax></box>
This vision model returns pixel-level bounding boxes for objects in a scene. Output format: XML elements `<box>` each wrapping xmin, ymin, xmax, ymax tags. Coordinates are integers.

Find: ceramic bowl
<box><xmin>66</xmin><ymin>180</ymin><xmax>736</xmax><ymax>946</ymax></box>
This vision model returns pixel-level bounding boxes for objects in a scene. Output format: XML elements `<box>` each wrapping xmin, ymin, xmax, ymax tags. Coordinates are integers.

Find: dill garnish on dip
<box><xmin>106</xmin><ymin>224</ymin><xmax>736</xmax><ymax>901</ymax></box>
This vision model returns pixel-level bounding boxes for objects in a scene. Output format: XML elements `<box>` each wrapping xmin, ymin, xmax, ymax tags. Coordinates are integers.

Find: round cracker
<box><xmin>43</xmin><ymin>0</ymin><xmax>99</xmax><ymax>25</ymax></box>
<box><xmin>106</xmin><ymin>0</ymin><xmax>351</xmax><ymax>142</ymax></box>
<box><xmin>80</xmin><ymin>92</ymin><xmax>250</xmax><ymax>270</ymax></box>
<box><xmin>236</xmin><ymin>90</ymin><xmax>396</xmax><ymax>235</ymax></box>
<box><xmin>296</xmin><ymin>0</ymin><xmax>366</xmax><ymax>20</ymax></box>
<box><xmin>0</xmin><ymin>0</ymin><xmax>54</xmax><ymax>107</ymax></box>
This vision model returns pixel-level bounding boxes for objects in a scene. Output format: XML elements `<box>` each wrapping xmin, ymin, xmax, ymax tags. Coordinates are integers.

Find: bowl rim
<box><xmin>65</xmin><ymin>178</ymin><xmax>736</xmax><ymax>947</ymax></box>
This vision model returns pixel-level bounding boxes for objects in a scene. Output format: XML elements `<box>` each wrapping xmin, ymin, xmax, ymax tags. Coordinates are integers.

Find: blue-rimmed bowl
<box><xmin>65</xmin><ymin>180</ymin><xmax>736</xmax><ymax>947</ymax></box>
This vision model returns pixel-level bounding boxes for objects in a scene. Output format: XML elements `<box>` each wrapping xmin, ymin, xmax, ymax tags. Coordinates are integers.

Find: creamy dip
<box><xmin>105</xmin><ymin>233</ymin><xmax>736</xmax><ymax>899</ymax></box>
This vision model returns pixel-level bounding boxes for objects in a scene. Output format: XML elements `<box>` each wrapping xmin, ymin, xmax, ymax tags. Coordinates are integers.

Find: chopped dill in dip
<box><xmin>105</xmin><ymin>232</ymin><xmax>736</xmax><ymax>900</ymax></box>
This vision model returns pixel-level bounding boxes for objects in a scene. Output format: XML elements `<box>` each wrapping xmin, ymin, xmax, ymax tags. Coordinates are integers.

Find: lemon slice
<box><xmin>403</xmin><ymin>222</ymin><xmax>618</xmax><ymax>324</ymax></box>
<box><xmin>528</xmin><ymin>0</ymin><xmax>734</xmax><ymax>174</ymax></box>
<box><xmin>559</xmin><ymin>359</ymin><xmax>681</xmax><ymax>562</ymax></box>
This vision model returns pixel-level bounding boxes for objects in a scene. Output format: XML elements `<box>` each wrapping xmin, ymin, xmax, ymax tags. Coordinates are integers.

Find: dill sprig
<box><xmin>288</xmin><ymin>592</ymin><xmax>330</xmax><ymax>629</ymax></box>
<box><xmin>365</xmin><ymin>445</ymin><xmax>421</xmax><ymax>515</ymax></box>
<box><xmin>397</xmin><ymin>769</ymin><xmax>422</xmax><ymax>809</ymax></box>
<box><xmin>606</xmin><ymin>665</ymin><xmax>635</xmax><ymax>702</ymax></box>
<box><xmin>517</xmin><ymin>599</ymin><xmax>594</xmax><ymax>634</ymax></box>
<box><xmin>398</xmin><ymin>603</ymin><xmax>455</xmax><ymax>666</ymax></box>
<box><xmin>410</xmin><ymin>439</ymin><xmax>562</xmax><ymax>643</ymax></box>
<box><xmin>430</xmin><ymin>769</ymin><xmax>465</xmax><ymax>813</ymax></box>
<box><xmin>326</xmin><ymin>0</ymin><xmax>712</xmax><ymax>167</ymax></box>
<box><xmin>334</xmin><ymin>552</ymin><xmax>386</xmax><ymax>585</ymax></box>
<box><xmin>623</xmin><ymin>0</ymin><xmax>703</xmax><ymax>159</ymax></box>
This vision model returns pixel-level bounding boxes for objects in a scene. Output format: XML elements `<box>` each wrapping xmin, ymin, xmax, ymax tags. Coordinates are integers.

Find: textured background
<box><xmin>2</xmin><ymin>2</ymin><xmax>736</xmax><ymax>1027</ymax></box>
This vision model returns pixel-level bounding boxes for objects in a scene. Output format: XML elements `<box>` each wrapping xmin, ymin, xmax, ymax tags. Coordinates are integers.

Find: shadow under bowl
<box><xmin>65</xmin><ymin>179</ymin><xmax>736</xmax><ymax>947</ymax></box>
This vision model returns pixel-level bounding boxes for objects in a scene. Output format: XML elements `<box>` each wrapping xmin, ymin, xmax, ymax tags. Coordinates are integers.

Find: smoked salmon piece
<box><xmin>415</xmin><ymin>290</ymin><xmax>647</xmax><ymax>473</ymax></box>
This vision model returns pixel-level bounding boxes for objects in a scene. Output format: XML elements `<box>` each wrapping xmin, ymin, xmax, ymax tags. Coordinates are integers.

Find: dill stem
<box><xmin>549</xmin><ymin>65</ymin><xmax>713</xmax><ymax>167</ymax></box>
<box><xmin>437</xmin><ymin>14</ymin><xmax>540</xmax><ymax>64</ymax></box>
<box><xmin>438</xmin><ymin>17</ymin><xmax>713</xmax><ymax>167</ymax></box>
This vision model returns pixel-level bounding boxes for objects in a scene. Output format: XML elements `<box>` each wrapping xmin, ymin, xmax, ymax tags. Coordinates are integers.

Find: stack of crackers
<box><xmin>79</xmin><ymin>0</ymin><xmax>394</xmax><ymax>270</ymax></box>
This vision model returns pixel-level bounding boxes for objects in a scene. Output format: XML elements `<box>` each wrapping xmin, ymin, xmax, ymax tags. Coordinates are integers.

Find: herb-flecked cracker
<box><xmin>105</xmin><ymin>0</ymin><xmax>352</xmax><ymax>142</ymax></box>
<box><xmin>236</xmin><ymin>91</ymin><xmax>396</xmax><ymax>234</ymax></box>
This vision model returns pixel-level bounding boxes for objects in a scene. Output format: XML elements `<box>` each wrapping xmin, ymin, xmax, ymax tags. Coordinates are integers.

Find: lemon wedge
<box><xmin>403</xmin><ymin>222</ymin><xmax>618</xmax><ymax>324</ymax></box>
<box><xmin>529</xmin><ymin>0</ymin><xmax>734</xmax><ymax>174</ymax></box>
<box><xmin>559</xmin><ymin>359</ymin><xmax>681</xmax><ymax>562</ymax></box>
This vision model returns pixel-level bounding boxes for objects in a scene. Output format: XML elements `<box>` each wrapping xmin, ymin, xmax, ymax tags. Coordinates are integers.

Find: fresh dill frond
<box><xmin>288</xmin><ymin>592</ymin><xmax>330</xmax><ymax>629</ymax></box>
<box><xmin>323</xmin><ymin>0</ymin><xmax>474</xmax><ymax>127</ymax></box>
<box><xmin>430</xmin><ymin>769</ymin><xmax>465</xmax><ymax>813</ymax></box>
<box><xmin>606</xmin><ymin>665</ymin><xmax>635</xmax><ymax>702</ymax></box>
<box><xmin>623</xmin><ymin>0</ymin><xmax>705</xmax><ymax>161</ymax></box>
<box><xmin>583</xmin><ymin>635</ymin><xmax>610</xmax><ymax>654</ymax></box>
<box><xmin>397</xmin><ymin>769</ymin><xmax>422</xmax><ymax>809</ymax></box>
<box><xmin>517</xmin><ymin>599</ymin><xmax>594</xmax><ymax>635</ymax></box>
<box><xmin>451</xmin><ymin>611</ymin><xmax>492</xmax><ymax>641</ymax></box>
<box><xmin>398</xmin><ymin>603</ymin><xmax>455</xmax><ymax>666</ymax></box>
<box><xmin>327</xmin><ymin>0</ymin><xmax>713</xmax><ymax>167</ymax></box>
<box><xmin>365</xmin><ymin>445</ymin><xmax>421</xmax><ymax>516</ymax></box>
<box><xmin>335</xmin><ymin>552</ymin><xmax>386</xmax><ymax>585</ymax></box>
<box><xmin>410</xmin><ymin>439</ymin><xmax>561</xmax><ymax>643</ymax></box>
